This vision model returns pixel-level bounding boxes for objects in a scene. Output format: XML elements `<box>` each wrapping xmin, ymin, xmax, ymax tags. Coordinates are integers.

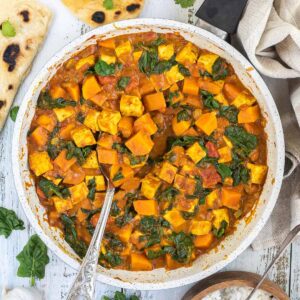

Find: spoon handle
<box><xmin>246</xmin><ymin>224</ymin><xmax>300</xmax><ymax>300</ymax></box>
<box><xmin>66</xmin><ymin>186</ymin><xmax>115</xmax><ymax>300</ymax></box>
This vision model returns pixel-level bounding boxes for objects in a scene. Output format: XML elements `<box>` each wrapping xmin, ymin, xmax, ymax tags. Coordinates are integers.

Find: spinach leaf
<box><xmin>213</xmin><ymin>220</ymin><xmax>228</xmax><ymax>238</ymax></box>
<box><xmin>219</xmin><ymin>105</ymin><xmax>238</xmax><ymax>123</ymax></box>
<box><xmin>146</xmin><ymin>249</ymin><xmax>165</xmax><ymax>260</ymax></box>
<box><xmin>110</xmin><ymin>201</ymin><xmax>121</xmax><ymax>217</ymax></box>
<box><xmin>201</xmin><ymin>90</ymin><xmax>220</xmax><ymax>109</ymax></box>
<box><xmin>117</xmin><ymin>76</ymin><xmax>130</xmax><ymax>90</ymax></box>
<box><xmin>167</xmin><ymin>136</ymin><xmax>204</xmax><ymax>150</ymax></box>
<box><xmin>153</xmin><ymin>59</ymin><xmax>176</xmax><ymax>74</ymax></box>
<box><xmin>157</xmin><ymin>186</ymin><xmax>179</xmax><ymax>201</ymax></box>
<box><xmin>0</xmin><ymin>207</ymin><xmax>25</xmax><ymax>238</ymax></box>
<box><xmin>112</xmin><ymin>142</ymin><xmax>128</xmax><ymax>154</ymax></box>
<box><xmin>105</xmin><ymin>232</ymin><xmax>124</xmax><ymax>250</ymax></box>
<box><xmin>225</xmin><ymin>126</ymin><xmax>258</xmax><ymax>158</ymax></box>
<box><xmin>37</xmin><ymin>92</ymin><xmax>76</xmax><ymax>109</ymax></box>
<box><xmin>174</xmin><ymin>0</ymin><xmax>196</xmax><ymax>8</ymax></box>
<box><xmin>76</xmin><ymin>112</ymin><xmax>85</xmax><ymax>123</ymax></box>
<box><xmin>211</xmin><ymin>57</ymin><xmax>229</xmax><ymax>81</ymax></box>
<box><xmin>61</xmin><ymin>214</ymin><xmax>88</xmax><ymax>258</ymax></box>
<box><xmin>87</xmin><ymin>177</ymin><xmax>96</xmax><ymax>200</ymax></box>
<box><xmin>38</xmin><ymin>178</ymin><xmax>70</xmax><ymax>199</ymax></box>
<box><xmin>169</xmin><ymin>232</ymin><xmax>194</xmax><ymax>263</ymax></box>
<box><xmin>99</xmin><ymin>251</ymin><xmax>122</xmax><ymax>267</ymax></box>
<box><xmin>178</xmin><ymin>63</ymin><xmax>191</xmax><ymax>76</ymax></box>
<box><xmin>112</xmin><ymin>170</ymin><xmax>124</xmax><ymax>182</ymax></box>
<box><xmin>114</xmin><ymin>291</ymin><xmax>126</xmax><ymax>300</ymax></box>
<box><xmin>216</xmin><ymin>163</ymin><xmax>232</xmax><ymax>181</ymax></box>
<box><xmin>177</xmin><ymin>109</ymin><xmax>190</xmax><ymax>122</ymax></box>
<box><xmin>139</xmin><ymin>216</ymin><xmax>162</xmax><ymax>248</ymax></box>
<box><xmin>94</xmin><ymin>60</ymin><xmax>117</xmax><ymax>76</ymax></box>
<box><xmin>138</xmin><ymin>49</ymin><xmax>159</xmax><ymax>76</ymax></box>
<box><xmin>149</xmin><ymin>37</ymin><xmax>166</xmax><ymax>47</ymax></box>
<box><xmin>65</xmin><ymin>141</ymin><xmax>92</xmax><ymax>165</ymax></box>
<box><xmin>232</xmin><ymin>164</ymin><xmax>249</xmax><ymax>186</ymax></box>
<box><xmin>10</xmin><ymin>106</ymin><xmax>19</xmax><ymax>122</ymax></box>
<box><xmin>16</xmin><ymin>234</ymin><xmax>49</xmax><ymax>286</ymax></box>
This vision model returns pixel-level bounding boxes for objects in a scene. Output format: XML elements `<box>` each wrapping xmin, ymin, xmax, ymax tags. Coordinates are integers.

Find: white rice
<box><xmin>202</xmin><ymin>286</ymin><xmax>277</xmax><ymax>300</ymax></box>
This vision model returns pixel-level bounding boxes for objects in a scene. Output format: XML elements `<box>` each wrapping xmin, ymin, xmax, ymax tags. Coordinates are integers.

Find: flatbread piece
<box><xmin>0</xmin><ymin>0</ymin><xmax>52</xmax><ymax>130</ymax></box>
<box><xmin>62</xmin><ymin>0</ymin><xmax>144</xmax><ymax>27</ymax></box>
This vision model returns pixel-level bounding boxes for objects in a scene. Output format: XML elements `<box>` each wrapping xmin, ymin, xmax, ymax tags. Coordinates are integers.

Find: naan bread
<box><xmin>0</xmin><ymin>0</ymin><xmax>51</xmax><ymax>130</ymax></box>
<box><xmin>62</xmin><ymin>0</ymin><xmax>144</xmax><ymax>27</ymax></box>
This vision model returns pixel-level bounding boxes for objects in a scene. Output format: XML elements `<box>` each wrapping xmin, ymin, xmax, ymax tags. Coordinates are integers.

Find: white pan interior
<box><xmin>12</xmin><ymin>19</ymin><xmax>285</xmax><ymax>290</ymax></box>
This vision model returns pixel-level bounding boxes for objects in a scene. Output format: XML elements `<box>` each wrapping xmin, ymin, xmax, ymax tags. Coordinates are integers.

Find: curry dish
<box><xmin>27</xmin><ymin>32</ymin><xmax>268</xmax><ymax>271</ymax></box>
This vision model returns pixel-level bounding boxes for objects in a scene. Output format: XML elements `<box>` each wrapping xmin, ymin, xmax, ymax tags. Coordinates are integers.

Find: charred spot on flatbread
<box><xmin>0</xmin><ymin>100</ymin><xmax>6</xmax><ymax>109</ymax></box>
<box><xmin>91</xmin><ymin>11</ymin><xmax>105</xmax><ymax>24</ymax></box>
<box><xmin>115</xmin><ymin>11</ymin><xmax>121</xmax><ymax>16</ymax></box>
<box><xmin>3</xmin><ymin>44</ymin><xmax>20</xmax><ymax>72</ymax></box>
<box><xmin>8</xmin><ymin>85</ymin><xmax>13</xmax><ymax>90</ymax></box>
<box><xmin>126</xmin><ymin>4</ymin><xmax>141</xmax><ymax>12</ymax></box>
<box><xmin>20</xmin><ymin>10</ymin><xmax>30</xmax><ymax>22</ymax></box>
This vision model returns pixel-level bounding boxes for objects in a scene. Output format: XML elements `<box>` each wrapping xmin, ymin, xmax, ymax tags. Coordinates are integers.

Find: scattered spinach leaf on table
<box><xmin>0</xmin><ymin>207</ymin><xmax>25</xmax><ymax>238</ymax></box>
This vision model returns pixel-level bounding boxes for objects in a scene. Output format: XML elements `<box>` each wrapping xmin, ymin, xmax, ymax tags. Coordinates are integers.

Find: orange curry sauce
<box><xmin>27</xmin><ymin>32</ymin><xmax>267</xmax><ymax>271</ymax></box>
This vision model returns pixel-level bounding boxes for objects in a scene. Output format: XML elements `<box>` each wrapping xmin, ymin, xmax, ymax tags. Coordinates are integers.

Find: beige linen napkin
<box><xmin>237</xmin><ymin>0</ymin><xmax>300</xmax><ymax>249</ymax></box>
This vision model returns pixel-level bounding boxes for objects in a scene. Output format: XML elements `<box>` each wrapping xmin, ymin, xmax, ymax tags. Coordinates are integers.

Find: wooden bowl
<box><xmin>182</xmin><ymin>271</ymin><xmax>289</xmax><ymax>300</ymax></box>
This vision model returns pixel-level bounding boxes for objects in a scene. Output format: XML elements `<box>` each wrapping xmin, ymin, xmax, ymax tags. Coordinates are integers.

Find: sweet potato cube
<box><xmin>82</xmin><ymin>75</ymin><xmax>102</xmax><ymax>100</ymax></box>
<box><xmin>62</xmin><ymin>82</ymin><xmax>80</xmax><ymax>101</ymax></box>
<box><xmin>110</xmin><ymin>164</ymin><xmax>134</xmax><ymax>187</ymax></box>
<box><xmin>141</xmin><ymin>175</ymin><xmax>161</xmax><ymax>199</ymax></box>
<box><xmin>221</xmin><ymin>187</ymin><xmax>242</xmax><ymax>210</ymax></box>
<box><xmin>30</xmin><ymin>126</ymin><xmax>49</xmax><ymax>147</ymax></box>
<box><xmin>97</xmin><ymin>110</ymin><xmax>121</xmax><ymax>135</ymax></box>
<box><xmin>97</xmin><ymin>134</ymin><xmax>116</xmax><ymax>149</ymax></box>
<box><xmin>212</xmin><ymin>208</ymin><xmax>229</xmax><ymax>229</ymax></box>
<box><xmin>190</xmin><ymin>220</ymin><xmax>212</xmax><ymax>236</ymax></box>
<box><xmin>197</xmin><ymin>53</ymin><xmax>219</xmax><ymax>74</ymax></box>
<box><xmin>120</xmin><ymin>177</ymin><xmax>140</xmax><ymax>191</ymax></box>
<box><xmin>69</xmin><ymin>182</ymin><xmax>89</xmax><ymax>205</ymax></box>
<box><xmin>89</xmin><ymin>92</ymin><xmax>107</xmax><ymax>107</ymax></box>
<box><xmin>184</xmin><ymin>95</ymin><xmax>202</xmax><ymax>108</ymax></box>
<box><xmin>183</xmin><ymin>77</ymin><xmax>199</xmax><ymax>96</ymax></box>
<box><xmin>125</xmin><ymin>131</ymin><xmax>154</xmax><ymax>156</ymax></box>
<box><xmin>83</xmin><ymin>109</ymin><xmax>100</xmax><ymax>132</ymax></box>
<box><xmin>50</xmin><ymin>85</ymin><xmax>67</xmax><ymax>99</ymax></box>
<box><xmin>238</xmin><ymin>105</ymin><xmax>260</xmax><ymax>124</ymax></box>
<box><xmin>63</xmin><ymin>163</ymin><xmax>85</xmax><ymax>185</ymax></box>
<box><xmin>85</xmin><ymin>175</ymin><xmax>106</xmax><ymax>191</ymax></box>
<box><xmin>150</xmin><ymin>74</ymin><xmax>171</xmax><ymax>92</ymax></box>
<box><xmin>29</xmin><ymin>151</ymin><xmax>53</xmax><ymax>176</ymax></box>
<box><xmin>218</xmin><ymin>146</ymin><xmax>232</xmax><ymax>163</ymax></box>
<box><xmin>76</xmin><ymin>199</ymin><xmax>92</xmax><ymax>223</ymax></box>
<box><xmin>97</xmin><ymin>148</ymin><xmax>118</xmax><ymax>165</ymax></box>
<box><xmin>173</xmin><ymin>174</ymin><xmax>197</xmax><ymax>196</ymax></box>
<box><xmin>98</xmin><ymin>39</ymin><xmax>116</xmax><ymax>49</ymax></box>
<box><xmin>163</xmin><ymin>209</ymin><xmax>186</xmax><ymax>231</ymax></box>
<box><xmin>130</xmin><ymin>253</ymin><xmax>153</xmax><ymax>271</ymax></box>
<box><xmin>133</xmin><ymin>200</ymin><xmax>159</xmax><ymax>216</ymax></box>
<box><xmin>158</xmin><ymin>162</ymin><xmax>178</xmax><ymax>184</ymax></box>
<box><xmin>134</xmin><ymin>113</ymin><xmax>158</xmax><ymax>135</ymax></box>
<box><xmin>82</xmin><ymin>151</ymin><xmax>99</xmax><ymax>169</ymax></box>
<box><xmin>172</xmin><ymin>116</ymin><xmax>191</xmax><ymax>136</ymax></box>
<box><xmin>247</xmin><ymin>163</ymin><xmax>268</xmax><ymax>184</ymax></box>
<box><xmin>176</xmin><ymin>42</ymin><xmax>199</xmax><ymax>64</ymax></box>
<box><xmin>118</xmin><ymin>223</ymin><xmax>133</xmax><ymax>243</ymax></box>
<box><xmin>158</xmin><ymin>43</ymin><xmax>174</xmax><ymax>60</ymax></box>
<box><xmin>165</xmin><ymin>65</ymin><xmax>184</xmax><ymax>85</ymax></box>
<box><xmin>143</xmin><ymin>92</ymin><xmax>166</xmax><ymax>111</ymax></box>
<box><xmin>71</xmin><ymin>126</ymin><xmax>96</xmax><ymax>147</ymax></box>
<box><xmin>166</xmin><ymin>253</ymin><xmax>184</xmax><ymax>269</ymax></box>
<box><xmin>53</xmin><ymin>107</ymin><xmax>75</xmax><ymax>122</ymax></box>
<box><xmin>195</xmin><ymin>111</ymin><xmax>217</xmax><ymax>136</ymax></box>
<box><xmin>36</xmin><ymin>114</ymin><xmax>57</xmax><ymax>132</ymax></box>
<box><xmin>54</xmin><ymin>149</ymin><xmax>77</xmax><ymax>172</ymax></box>
<box><xmin>186</xmin><ymin>142</ymin><xmax>206</xmax><ymax>163</ymax></box>
<box><xmin>75</xmin><ymin>55</ymin><xmax>95</xmax><ymax>70</ymax></box>
<box><xmin>194</xmin><ymin>232</ymin><xmax>214</xmax><ymax>248</ymax></box>
<box><xmin>199</xmin><ymin>80</ymin><xmax>224</xmax><ymax>95</ymax></box>
<box><xmin>139</xmin><ymin>77</ymin><xmax>155</xmax><ymax>96</ymax></box>
<box><xmin>133</xmin><ymin>50</ymin><xmax>143</xmax><ymax>62</ymax></box>
<box><xmin>118</xmin><ymin>116</ymin><xmax>134</xmax><ymax>138</ymax></box>
<box><xmin>52</xmin><ymin>196</ymin><xmax>73</xmax><ymax>214</ymax></box>
<box><xmin>120</xmin><ymin>95</ymin><xmax>144</xmax><ymax>117</ymax></box>
<box><xmin>59</xmin><ymin>123</ymin><xmax>76</xmax><ymax>140</ymax></box>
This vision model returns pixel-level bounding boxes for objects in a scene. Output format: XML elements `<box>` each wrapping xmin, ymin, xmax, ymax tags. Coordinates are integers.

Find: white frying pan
<box><xmin>11</xmin><ymin>11</ymin><xmax>284</xmax><ymax>291</ymax></box>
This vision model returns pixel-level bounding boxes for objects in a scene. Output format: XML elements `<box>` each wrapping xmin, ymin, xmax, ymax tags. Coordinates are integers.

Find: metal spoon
<box><xmin>246</xmin><ymin>224</ymin><xmax>300</xmax><ymax>300</ymax></box>
<box><xmin>66</xmin><ymin>165</ymin><xmax>115</xmax><ymax>300</ymax></box>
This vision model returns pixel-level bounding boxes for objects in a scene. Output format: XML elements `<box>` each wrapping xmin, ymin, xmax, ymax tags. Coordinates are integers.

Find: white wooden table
<box><xmin>1</xmin><ymin>0</ymin><xmax>300</xmax><ymax>299</ymax></box>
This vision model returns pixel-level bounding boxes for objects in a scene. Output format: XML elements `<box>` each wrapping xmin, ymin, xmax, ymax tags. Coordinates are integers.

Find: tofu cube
<box><xmin>133</xmin><ymin>50</ymin><xmax>143</xmax><ymax>62</ymax></box>
<box><xmin>52</xmin><ymin>196</ymin><xmax>73</xmax><ymax>213</ymax></box>
<box><xmin>141</xmin><ymin>175</ymin><xmax>161</xmax><ymax>199</ymax></box>
<box><xmin>174</xmin><ymin>174</ymin><xmax>196</xmax><ymax>195</ymax></box>
<box><xmin>75</xmin><ymin>55</ymin><xmax>95</xmax><ymax>70</ymax></box>
<box><xmin>83</xmin><ymin>109</ymin><xmax>100</xmax><ymax>132</ymax></box>
<box><xmin>125</xmin><ymin>131</ymin><xmax>154</xmax><ymax>156</ymax></box>
<box><xmin>163</xmin><ymin>209</ymin><xmax>186</xmax><ymax>231</ymax></box>
<box><xmin>97</xmin><ymin>110</ymin><xmax>121</xmax><ymax>135</ymax></box>
<box><xmin>115</xmin><ymin>41</ymin><xmax>132</xmax><ymax>58</ymax></box>
<box><xmin>176</xmin><ymin>198</ymin><xmax>198</xmax><ymax>213</ymax></box>
<box><xmin>29</xmin><ymin>151</ymin><xmax>53</xmax><ymax>176</ymax></box>
<box><xmin>197</xmin><ymin>54</ymin><xmax>219</xmax><ymax>74</ymax></box>
<box><xmin>212</xmin><ymin>208</ymin><xmax>229</xmax><ymax>229</ymax></box>
<box><xmin>205</xmin><ymin>189</ymin><xmax>220</xmax><ymax>209</ymax></box>
<box><xmin>69</xmin><ymin>182</ymin><xmax>89</xmax><ymax>205</ymax></box>
<box><xmin>53</xmin><ymin>107</ymin><xmax>75</xmax><ymax>122</ymax></box>
<box><xmin>120</xmin><ymin>95</ymin><xmax>144</xmax><ymax>117</ymax></box>
<box><xmin>36</xmin><ymin>114</ymin><xmax>57</xmax><ymax>132</ymax></box>
<box><xmin>214</xmin><ymin>93</ymin><xmax>229</xmax><ymax>105</ymax></box>
<box><xmin>190</xmin><ymin>220</ymin><xmax>212</xmax><ymax>236</ymax></box>
<box><xmin>158</xmin><ymin>162</ymin><xmax>178</xmax><ymax>184</ymax></box>
<box><xmin>232</xmin><ymin>92</ymin><xmax>256</xmax><ymax>108</ymax></box>
<box><xmin>85</xmin><ymin>175</ymin><xmax>106</xmax><ymax>191</ymax></box>
<box><xmin>54</xmin><ymin>149</ymin><xmax>77</xmax><ymax>172</ymax></box>
<box><xmin>97</xmin><ymin>148</ymin><xmax>118</xmax><ymax>165</ymax></box>
<box><xmin>176</xmin><ymin>42</ymin><xmax>199</xmax><ymax>64</ymax></box>
<box><xmin>218</xmin><ymin>146</ymin><xmax>232</xmax><ymax>163</ymax></box>
<box><xmin>158</xmin><ymin>44</ymin><xmax>174</xmax><ymax>61</ymax></box>
<box><xmin>247</xmin><ymin>163</ymin><xmax>268</xmax><ymax>184</ymax></box>
<box><xmin>186</xmin><ymin>142</ymin><xmax>206</xmax><ymax>164</ymax></box>
<box><xmin>30</xmin><ymin>126</ymin><xmax>49</xmax><ymax>147</ymax></box>
<box><xmin>82</xmin><ymin>151</ymin><xmax>99</xmax><ymax>169</ymax></box>
<box><xmin>71</xmin><ymin>126</ymin><xmax>96</xmax><ymax>147</ymax></box>
<box><xmin>165</xmin><ymin>65</ymin><xmax>184</xmax><ymax>85</ymax></box>
<box><xmin>100</xmin><ymin>52</ymin><xmax>116</xmax><ymax>65</ymax></box>
<box><xmin>195</xmin><ymin>111</ymin><xmax>218</xmax><ymax>136</ymax></box>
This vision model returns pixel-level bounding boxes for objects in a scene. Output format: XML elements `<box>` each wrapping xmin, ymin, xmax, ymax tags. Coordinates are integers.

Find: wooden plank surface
<box><xmin>0</xmin><ymin>0</ymin><xmax>299</xmax><ymax>299</ymax></box>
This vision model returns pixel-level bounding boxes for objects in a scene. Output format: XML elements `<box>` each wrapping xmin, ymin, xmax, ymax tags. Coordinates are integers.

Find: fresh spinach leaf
<box><xmin>10</xmin><ymin>106</ymin><xmax>19</xmax><ymax>121</ymax></box>
<box><xmin>16</xmin><ymin>234</ymin><xmax>49</xmax><ymax>286</ymax></box>
<box><xmin>174</xmin><ymin>0</ymin><xmax>196</xmax><ymax>8</ymax></box>
<box><xmin>0</xmin><ymin>207</ymin><xmax>24</xmax><ymax>238</ymax></box>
